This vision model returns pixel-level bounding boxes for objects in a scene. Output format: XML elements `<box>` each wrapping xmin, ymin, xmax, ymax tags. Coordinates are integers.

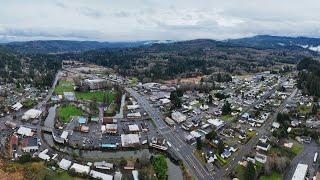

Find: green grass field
<box><xmin>298</xmin><ymin>105</ymin><xmax>312</xmax><ymax>114</ymax></box>
<box><xmin>58</xmin><ymin>104</ymin><xmax>83</xmax><ymax>123</ymax></box>
<box><xmin>54</xmin><ymin>80</ymin><xmax>75</xmax><ymax>94</ymax></box>
<box><xmin>75</xmin><ymin>90</ymin><xmax>115</xmax><ymax>103</ymax></box>
<box><xmin>260</xmin><ymin>172</ymin><xmax>282</xmax><ymax>180</ymax></box>
<box><xmin>221</xmin><ymin>114</ymin><xmax>234</xmax><ymax>121</ymax></box>
<box><xmin>38</xmin><ymin>168</ymin><xmax>75</xmax><ymax>180</ymax></box>
<box><xmin>290</xmin><ymin>142</ymin><xmax>303</xmax><ymax>155</ymax></box>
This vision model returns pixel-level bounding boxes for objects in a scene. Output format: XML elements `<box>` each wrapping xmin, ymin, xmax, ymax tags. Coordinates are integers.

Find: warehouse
<box><xmin>121</xmin><ymin>134</ymin><xmax>140</xmax><ymax>147</ymax></box>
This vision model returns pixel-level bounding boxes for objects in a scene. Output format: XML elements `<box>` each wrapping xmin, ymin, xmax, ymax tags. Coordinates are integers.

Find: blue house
<box><xmin>78</xmin><ymin>117</ymin><xmax>87</xmax><ymax>124</ymax></box>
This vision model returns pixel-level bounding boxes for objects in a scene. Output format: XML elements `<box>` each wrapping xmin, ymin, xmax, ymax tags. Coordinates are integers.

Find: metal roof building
<box><xmin>292</xmin><ymin>163</ymin><xmax>308</xmax><ymax>180</ymax></box>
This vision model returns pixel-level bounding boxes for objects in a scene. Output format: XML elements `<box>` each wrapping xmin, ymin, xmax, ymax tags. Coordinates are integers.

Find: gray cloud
<box><xmin>0</xmin><ymin>0</ymin><xmax>319</xmax><ymax>41</ymax></box>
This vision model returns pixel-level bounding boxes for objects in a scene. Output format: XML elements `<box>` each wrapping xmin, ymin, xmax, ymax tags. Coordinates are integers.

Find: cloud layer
<box><xmin>1</xmin><ymin>0</ymin><xmax>320</xmax><ymax>41</ymax></box>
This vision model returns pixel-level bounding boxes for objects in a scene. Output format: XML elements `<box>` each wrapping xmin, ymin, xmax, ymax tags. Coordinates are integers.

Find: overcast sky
<box><xmin>1</xmin><ymin>0</ymin><xmax>320</xmax><ymax>42</ymax></box>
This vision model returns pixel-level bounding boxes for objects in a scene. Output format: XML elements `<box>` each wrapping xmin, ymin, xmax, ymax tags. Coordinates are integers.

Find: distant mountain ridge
<box><xmin>3</xmin><ymin>35</ymin><xmax>320</xmax><ymax>54</ymax></box>
<box><xmin>226</xmin><ymin>35</ymin><xmax>320</xmax><ymax>52</ymax></box>
<box><xmin>5</xmin><ymin>40</ymin><xmax>175</xmax><ymax>54</ymax></box>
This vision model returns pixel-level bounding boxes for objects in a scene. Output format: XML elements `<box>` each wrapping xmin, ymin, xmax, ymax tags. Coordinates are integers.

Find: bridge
<box><xmin>41</xmin><ymin>126</ymin><xmax>53</xmax><ymax>133</ymax></box>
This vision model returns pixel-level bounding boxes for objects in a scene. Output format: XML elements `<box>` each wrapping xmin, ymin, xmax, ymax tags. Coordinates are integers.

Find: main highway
<box><xmin>126</xmin><ymin>87</ymin><xmax>213</xmax><ymax>180</ymax></box>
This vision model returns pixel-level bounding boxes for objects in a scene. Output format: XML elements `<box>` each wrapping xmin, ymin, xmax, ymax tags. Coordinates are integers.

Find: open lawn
<box><xmin>259</xmin><ymin>172</ymin><xmax>282</xmax><ymax>180</ymax></box>
<box><xmin>58</xmin><ymin>104</ymin><xmax>83</xmax><ymax>123</ymax></box>
<box><xmin>290</xmin><ymin>142</ymin><xmax>303</xmax><ymax>155</ymax></box>
<box><xmin>54</xmin><ymin>80</ymin><xmax>74</xmax><ymax>94</ymax></box>
<box><xmin>38</xmin><ymin>168</ymin><xmax>75</xmax><ymax>180</ymax></box>
<box><xmin>75</xmin><ymin>90</ymin><xmax>115</xmax><ymax>103</ymax></box>
<box><xmin>221</xmin><ymin>115</ymin><xmax>235</xmax><ymax>121</ymax></box>
<box><xmin>298</xmin><ymin>105</ymin><xmax>312</xmax><ymax>114</ymax></box>
<box><xmin>247</xmin><ymin>130</ymin><xmax>256</xmax><ymax>138</ymax></box>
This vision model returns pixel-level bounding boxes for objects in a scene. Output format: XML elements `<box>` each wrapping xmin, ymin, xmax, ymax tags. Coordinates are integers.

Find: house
<box><xmin>78</xmin><ymin>117</ymin><xmax>87</xmax><ymax>124</ymax></box>
<box><xmin>255</xmin><ymin>153</ymin><xmax>267</xmax><ymax>164</ymax></box>
<box><xmin>91</xmin><ymin>117</ymin><xmax>100</xmax><ymax>122</ymax></box>
<box><xmin>124</xmin><ymin>161</ymin><xmax>135</xmax><ymax>170</ymax></box>
<box><xmin>70</xmin><ymin>163</ymin><xmax>90</xmax><ymax>174</ymax></box>
<box><xmin>241</xmin><ymin>113</ymin><xmax>250</xmax><ymax>120</ymax></box>
<box><xmin>171</xmin><ymin>111</ymin><xmax>187</xmax><ymax>123</ymax></box>
<box><xmin>59</xmin><ymin>159</ymin><xmax>72</xmax><ymax>170</ymax></box>
<box><xmin>22</xmin><ymin>109</ymin><xmax>42</xmax><ymax>120</ymax></box>
<box><xmin>94</xmin><ymin>161</ymin><xmax>113</xmax><ymax>170</ymax></box>
<box><xmin>90</xmin><ymin>170</ymin><xmax>113</xmax><ymax>180</ymax></box>
<box><xmin>80</xmin><ymin>125</ymin><xmax>89</xmax><ymax>133</ymax></box>
<box><xmin>63</xmin><ymin>92</ymin><xmax>76</xmax><ymax>101</ymax></box>
<box><xmin>103</xmin><ymin>117</ymin><xmax>117</xmax><ymax>124</ymax></box>
<box><xmin>164</xmin><ymin>117</ymin><xmax>175</xmax><ymax>126</ymax></box>
<box><xmin>182</xmin><ymin>121</ymin><xmax>194</xmax><ymax>131</ymax></box>
<box><xmin>60</xmin><ymin>131</ymin><xmax>69</xmax><ymax>142</ymax></box>
<box><xmin>200</xmin><ymin>104</ymin><xmax>209</xmax><ymax>111</ymax></box>
<box><xmin>21</xmin><ymin>137</ymin><xmax>38</xmax><ymax>152</ymax></box>
<box><xmin>127</xmin><ymin>112</ymin><xmax>141</xmax><ymax>119</ymax></box>
<box><xmin>105</xmin><ymin>124</ymin><xmax>118</xmax><ymax>134</ymax></box>
<box><xmin>207</xmin><ymin>119</ymin><xmax>225</xmax><ymax>130</ymax></box>
<box><xmin>128</xmin><ymin>124</ymin><xmax>140</xmax><ymax>133</ymax></box>
<box><xmin>127</xmin><ymin>104</ymin><xmax>140</xmax><ymax>110</ymax></box>
<box><xmin>272</xmin><ymin>122</ymin><xmax>280</xmax><ymax>129</ymax></box>
<box><xmin>160</xmin><ymin>98</ymin><xmax>171</xmax><ymax>105</ymax></box>
<box><xmin>256</xmin><ymin>141</ymin><xmax>271</xmax><ymax>151</ymax></box>
<box><xmin>121</xmin><ymin>134</ymin><xmax>140</xmax><ymax>147</ymax></box>
<box><xmin>11</xmin><ymin>102</ymin><xmax>23</xmax><ymax>111</ymax></box>
<box><xmin>17</xmin><ymin>126</ymin><xmax>33</xmax><ymax>136</ymax></box>
<box><xmin>221</xmin><ymin>149</ymin><xmax>231</xmax><ymax>159</ymax></box>
<box><xmin>38</xmin><ymin>149</ymin><xmax>51</xmax><ymax>161</ymax></box>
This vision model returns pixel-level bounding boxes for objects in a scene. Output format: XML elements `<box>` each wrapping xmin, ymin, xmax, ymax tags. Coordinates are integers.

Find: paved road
<box><xmin>126</xmin><ymin>87</ymin><xmax>213</xmax><ymax>180</ymax></box>
<box><xmin>214</xmin><ymin>88</ymin><xmax>298</xmax><ymax>179</ymax></box>
<box><xmin>36</xmin><ymin>71</ymin><xmax>61</xmax><ymax>150</ymax></box>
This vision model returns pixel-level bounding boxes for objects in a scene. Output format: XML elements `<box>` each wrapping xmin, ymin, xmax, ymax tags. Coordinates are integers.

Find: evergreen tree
<box><xmin>245</xmin><ymin>161</ymin><xmax>256</xmax><ymax>180</ymax></box>
<box><xmin>222</xmin><ymin>101</ymin><xmax>231</xmax><ymax>115</ymax></box>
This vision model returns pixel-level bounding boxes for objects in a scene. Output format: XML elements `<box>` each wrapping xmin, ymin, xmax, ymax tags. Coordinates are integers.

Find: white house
<box><xmin>171</xmin><ymin>111</ymin><xmax>187</xmax><ymax>123</ymax></box>
<box><xmin>22</xmin><ymin>109</ymin><xmax>42</xmax><ymax>120</ymax></box>
<box><xmin>90</xmin><ymin>170</ymin><xmax>113</xmax><ymax>180</ymax></box>
<box><xmin>59</xmin><ymin>159</ymin><xmax>72</xmax><ymax>170</ymax></box>
<box><xmin>70</xmin><ymin>163</ymin><xmax>90</xmax><ymax>174</ymax></box>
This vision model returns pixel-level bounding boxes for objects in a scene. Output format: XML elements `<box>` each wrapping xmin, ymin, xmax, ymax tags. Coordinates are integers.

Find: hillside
<box><xmin>227</xmin><ymin>35</ymin><xmax>320</xmax><ymax>52</ymax></box>
<box><xmin>56</xmin><ymin>38</ymin><xmax>315</xmax><ymax>81</ymax></box>
<box><xmin>5</xmin><ymin>40</ymin><xmax>176</xmax><ymax>54</ymax></box>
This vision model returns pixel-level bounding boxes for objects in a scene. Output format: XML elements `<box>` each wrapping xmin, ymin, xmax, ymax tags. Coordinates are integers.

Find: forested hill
<box><xmin>5</xmin><ymin>40</ymin><xmax>174</xmax><ymax>54</ymax></box>
<box><xmin>0</xmin><ymin>45</ymin><xmax>61</xmax><ymax>88</ymax></box>
<box><xmin>297</xmin><ymin>58</ymin><xmax>320</xmax><ymax>97</ymax></box>
<box><xmin>54</xmin><ymin>38</ymin><xmax>316</xmax><ymax>81</ymax></box>
<box><xmin>5</xmin><ymin>35</ymin><xmax>320</xmax><ymax>54</ymax></box>
<box><xmin>227</xmin><ymin>35</ymin><xmax>320</xmax><ymax>52</ymax></box>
